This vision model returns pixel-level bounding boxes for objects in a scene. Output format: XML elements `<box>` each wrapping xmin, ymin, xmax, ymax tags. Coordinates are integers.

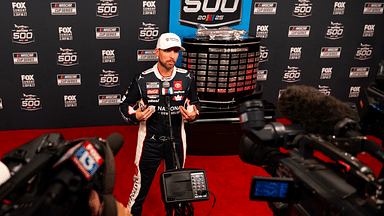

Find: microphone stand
<box><xmin>166</xmin><ymin>95</ymin><xmax>181</xmax><ymax>170</ymax></box>
<box><xmin>165</xmin><ymin>95</ymin><xmax>193</xmax><ymax>216</ymax></box>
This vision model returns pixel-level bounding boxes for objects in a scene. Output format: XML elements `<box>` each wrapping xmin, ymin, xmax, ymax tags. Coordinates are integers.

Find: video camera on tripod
<box><xmin>236</xmin><ymin>83</ymin><xmax>384</xmax><ymax>216</ymax></box>
<box><xmin>0</xmin><ymin>132</ymin><xmax>124</xmax><ymax>216</ymax></box>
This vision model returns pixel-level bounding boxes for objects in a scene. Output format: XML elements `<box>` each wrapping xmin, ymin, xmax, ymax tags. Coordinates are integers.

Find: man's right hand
<box><xmin>136</xmin><ymin>105</ymin><xmax>153</xmax><ymax>121</ymax></box>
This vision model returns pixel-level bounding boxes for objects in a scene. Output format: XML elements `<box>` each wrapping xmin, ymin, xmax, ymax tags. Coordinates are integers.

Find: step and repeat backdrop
<box><xmin>0</xmin><ymin>0</ymin><xmax>169</xmax><ymax>130</ymax></box>
<box><xmin>247</xmin><ymin>1</ymin><xmax>384</xmax><ymax>103</ymax></box>
<box><xmin>170</xmin><ymin>0</ymin><xmax>384</xmax><ymax>107</ymax></box>
<box><xmin>0</xmin><ymin>0</ymin><xmax>383</xmax><ymax>130</ymax></box>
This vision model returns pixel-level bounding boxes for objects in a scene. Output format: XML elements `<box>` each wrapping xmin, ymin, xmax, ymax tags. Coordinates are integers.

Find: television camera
<box><xmin>0</xmin><ymin>132</ymin><xmax>123</xmax><ymax>216</ymax></box>
<box><xmin>359</xmin><ymin>60</ymin><xmax>384</xmax><ymax>142</ymax></box>
<box><xmin>236</xmin><ymin>83</ymin><xmax>384</xmax><ymax>216</ymax></box>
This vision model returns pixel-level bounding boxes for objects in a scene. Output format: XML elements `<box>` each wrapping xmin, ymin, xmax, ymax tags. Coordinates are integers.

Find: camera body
<box><xmin>237</xmin><ymin>86</ymin><xmax>384</xmax><ymax>216</ymax></box>
<box><xmin>0</xmin><ymin>133</ymin><xmax>114</xmax><ymax>216</ymax></box>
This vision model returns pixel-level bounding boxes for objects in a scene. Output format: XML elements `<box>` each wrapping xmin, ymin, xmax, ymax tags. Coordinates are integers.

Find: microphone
<box><xmin>277</xmin><ymin>85</ymin><xmax>384</xmax><ymax>167</ymax></box>
<box><xmin>277</xmin><ymin>85</ymin><xmax>360</xmax><ymax>136</ymax></box>
<box><xmin>51</xmin><ymin>140</ymin><xmax>104</xmax><ymax>181</ymax></box>
<box><xmin>161</xmin><ymin>81</ymin><xmax>173</xmax><ymax>113</ymax></box>
<box><xmin>52</xmin><ymin>133</ymin><xmax>124</xmax><ymax>180</ymax></box>
<box><xmin>0</xmin><ymin>161</ymin><xmax>11</xmax><ymax>186</ymax></box>
<box><xmin>105</xmin><ymin>133</ymin><xmax>124</xmax><ymax>156</ymax></box>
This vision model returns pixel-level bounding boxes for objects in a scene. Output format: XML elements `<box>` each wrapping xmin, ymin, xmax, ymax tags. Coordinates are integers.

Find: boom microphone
<box><xmin>277</xmin><ymin>85</ymin><xmax>360</xmax><ymax>135</ymax></box>
<box><xmin>277</xmin><ymin>85</ymin><xmax>384</xmax><ymax>166</ymax></box>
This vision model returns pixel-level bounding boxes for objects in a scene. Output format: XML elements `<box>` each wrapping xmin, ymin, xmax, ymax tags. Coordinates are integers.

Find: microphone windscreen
<box><xmin>0</xmin><ymin>161</ymin><xmax>11</xmax><ymax>186</ymax></box>
<box><xmin>105</xmin><ymin>133</ymin><xmax>124</xmax><ymax>156</ymax></box>
<box><xmin>277</xmin><ymin>85</ymin><xmax>359</xmax><ymax>135</ymax></box>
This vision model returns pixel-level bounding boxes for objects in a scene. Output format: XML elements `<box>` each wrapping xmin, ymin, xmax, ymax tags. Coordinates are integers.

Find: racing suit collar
<box><xmin>153</xmin><ymin>63</ymin><xmax>176</xmax><ymax>81</ymax></box>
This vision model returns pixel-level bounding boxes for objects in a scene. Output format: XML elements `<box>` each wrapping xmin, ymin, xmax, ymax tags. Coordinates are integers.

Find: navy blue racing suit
<box><xmin>119</xmin><ymin>63</ymin><xmax>200</xmax><ymax>216</ymax></box>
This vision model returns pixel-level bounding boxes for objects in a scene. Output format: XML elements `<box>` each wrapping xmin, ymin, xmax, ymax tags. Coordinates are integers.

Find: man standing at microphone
<box><xmin>119</xmin><ymin>32</ymin><xmax>200</xmax><ymax>216</ymax></box>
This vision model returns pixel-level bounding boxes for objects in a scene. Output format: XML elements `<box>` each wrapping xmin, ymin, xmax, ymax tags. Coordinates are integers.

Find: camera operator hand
<box><xmin>89</xmin><ymin>190</ymin><xmax>132</xmax><ymax>216</ymax></box>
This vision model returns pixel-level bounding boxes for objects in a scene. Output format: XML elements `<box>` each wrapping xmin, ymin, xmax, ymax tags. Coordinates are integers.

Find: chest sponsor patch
<box><xmin>147</xmin><ymin>89</ymin><xmax>159</xmax><ymax>94</ymax></box>
<box><xmin>173</xmin><ymin>95</ymin><xmax>184</xmax><ymax>101</ymax></box>
<box><xmin>174</xmin><ymin>81</ymin><xmax>182</xmax><ymax>90</ymax></box>
<box><xmin>146</xmin><ymin>82</ymin><xmax>159</xmax><ymax>88</ymax></box>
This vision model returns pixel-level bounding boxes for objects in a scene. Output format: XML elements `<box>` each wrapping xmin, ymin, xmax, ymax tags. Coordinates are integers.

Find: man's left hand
<box><xmin>179</xmin><ymin>102</ymin><xmax>198</xmax><ymax>122</ymax></box>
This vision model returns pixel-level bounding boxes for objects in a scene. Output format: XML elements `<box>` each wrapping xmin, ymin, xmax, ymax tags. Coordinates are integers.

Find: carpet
<box><xmin>0</xmin><ymin>125</ymin><xmax>272</xmax><ymax>215</ymax></box>
<box><xmin>0</xmin><ymin>125</ymin><xmax>382</xmax><ymax>215</ymax></box>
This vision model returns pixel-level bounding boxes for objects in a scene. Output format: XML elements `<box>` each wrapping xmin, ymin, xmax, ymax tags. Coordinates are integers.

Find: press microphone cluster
<box><xmin>0</xmin><ymin>132</ymin><xmax>124</xmax><ymax>216</ymax></box>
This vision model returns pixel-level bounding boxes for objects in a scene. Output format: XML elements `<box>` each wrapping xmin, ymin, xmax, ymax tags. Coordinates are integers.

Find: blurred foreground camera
<box><xmin>0</xmin><ymin>132</ymin><xmax>123</xmax><ymax>216</ymax></box>
<box><xmin>236</xmin><ymin>84</ymin><xmax>384</xmax><ymax>216</ymax></box>
<box><xmin>358</xmin><ymin>60</ymin><xmax>384</xmax><ymax>141</ymax></box>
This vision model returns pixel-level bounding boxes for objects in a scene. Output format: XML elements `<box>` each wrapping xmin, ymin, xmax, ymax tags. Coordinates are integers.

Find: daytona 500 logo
<box><xmin>179</xmin><ymin>0</ymin><xmax>242</xmax><ymax>28</ymax></box>
<box><xmin>57</xmin><ymin>48</ymin><xmax>78</xmax><ymax>66</ymax></box>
